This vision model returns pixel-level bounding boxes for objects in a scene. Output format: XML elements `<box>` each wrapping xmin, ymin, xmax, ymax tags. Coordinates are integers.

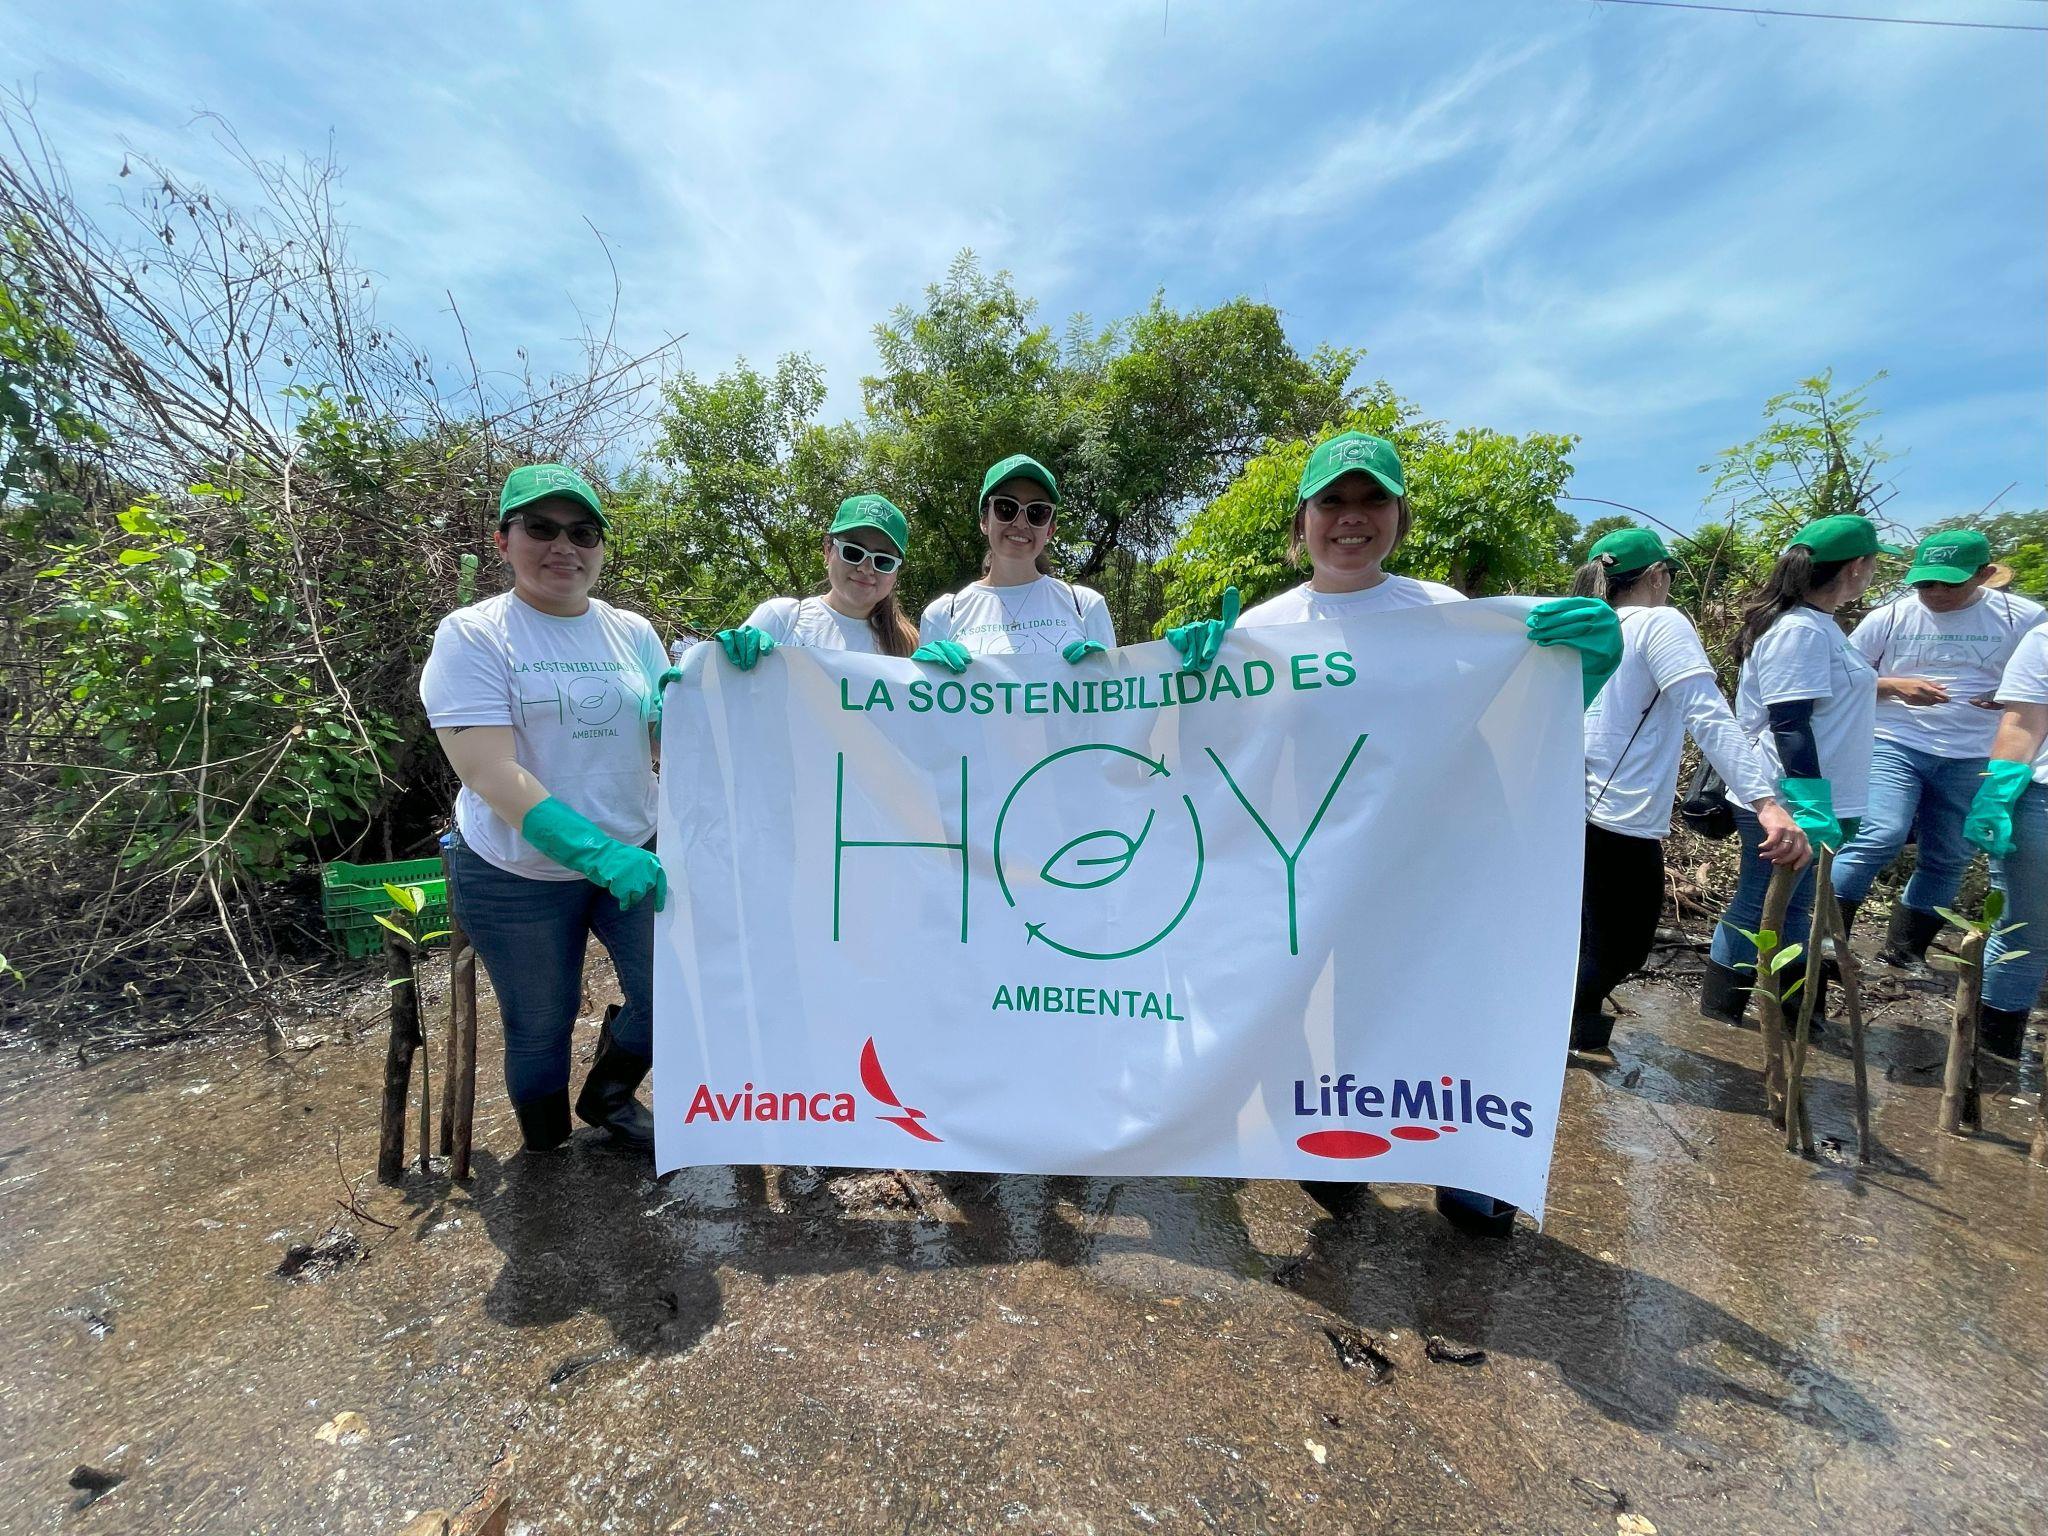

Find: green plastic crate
<box><xmin>321</xmin><ymin>858</ymin><xmax>452</xmax><ymax>960</ymax></box>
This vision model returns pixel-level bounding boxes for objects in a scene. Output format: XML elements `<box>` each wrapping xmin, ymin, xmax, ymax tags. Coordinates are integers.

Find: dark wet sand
<box><xmin>1</xmin><ymin>950</ymin><xmax>2043</xmax><ymax>1534</ymax></box>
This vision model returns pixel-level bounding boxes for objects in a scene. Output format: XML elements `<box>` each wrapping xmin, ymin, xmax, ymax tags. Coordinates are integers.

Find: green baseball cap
<box><xmin>828</xmin><ymin>493</ymin><xmax>909</xmax><ymax>556</ymax></box>
<box><xmin>1298</xmin><ymin>431</ymin><xmax>1405</xmax><ymax>503</ymax></box>
<box><xmin>979</xmin><ymin>453</ymin><xmax>1059</xmax><ymax>505</ymax></box>
<box><xmin>499</xmin><ymin>463</ymin><xmax>608</xmax><ymax>529</ymax></box>
<box><xmin>1787</xmin><ymin>514</ymin><xmax>1904</xmax><ymax>563</ymax></box>
<box><xmin>1904</xmin><ymin>528</ymin><xmax>1993</xmax><ymax>586</ymax></box>
<box><xmin>1587</xmin><ymin>526</ymin><xmax>1673</xmax><ymax>577</ymax></box>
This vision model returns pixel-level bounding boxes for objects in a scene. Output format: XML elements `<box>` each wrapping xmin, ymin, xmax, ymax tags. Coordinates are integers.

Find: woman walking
<box><xmin>421</xmin><ymin>464</ymin><xmax>671</xmax><ymax>1153</ymax></box>
<box><xmin>1570</xmin><ymin>526</ymin><xmax>1808</xmax><ymax>1055</ymax></box>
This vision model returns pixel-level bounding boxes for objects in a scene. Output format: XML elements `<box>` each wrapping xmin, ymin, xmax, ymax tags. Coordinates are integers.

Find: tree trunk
<box><xmin>1938</xmin><ymin>929</ymin><xmax>1986</xmax><ymax>1137</ymax></box>
<box><xmin>377</xmin><ymin>934</ymin><xmax>421</xmax><ymax>1183</ymax></box>
<box><xmin>1755</xmin><ymin>864</ymin><xmax>1799</xmax><ymax>1127</ymax></box>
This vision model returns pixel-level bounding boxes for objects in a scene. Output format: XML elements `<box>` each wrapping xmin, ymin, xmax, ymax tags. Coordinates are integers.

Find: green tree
<box><xmin>1701</xmin><ymin>369</ymin><xmax>1899</xmax><ymax>548</ymax></box>
<box><xmin>1953</xmin><ymin>508</ymin><xmax>2048</xmax><ymax>599</ymax></box>
<box><xmin>1568</xmin><ymin>513</ymin><xmax>1639</xmax><ymax>566</ymax></box>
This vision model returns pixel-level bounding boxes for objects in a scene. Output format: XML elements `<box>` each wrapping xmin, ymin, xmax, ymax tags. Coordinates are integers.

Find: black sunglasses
<box><xmin>505</xmin><ymin>513</ymin><xmax>604</xmax><ymax>548</ymax></box>
<box><xmin>831</xmin><ymin>537</ymin><xmax>901</xmax><ymax>574</ymax></box>
<box><xmin>987</xmin><ymin>496</ymin><xmax>1055</xmax><ymax>528</ymax></box>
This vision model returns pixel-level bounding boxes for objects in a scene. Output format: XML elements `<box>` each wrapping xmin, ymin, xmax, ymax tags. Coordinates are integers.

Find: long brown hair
<box><xmin>1732</xmin><ymin>547</ymin><xmax>1853</xmax><ymax>663</ymax></box>
<box><xmin>1569</xmin><ymin>555</ymin><xmax>1659</xmax><ymax>605</ymax></box>
<box><xmin>866</xmin><ymin>589</ymin><xmax>918</xmax><ymax>656</ymax></box>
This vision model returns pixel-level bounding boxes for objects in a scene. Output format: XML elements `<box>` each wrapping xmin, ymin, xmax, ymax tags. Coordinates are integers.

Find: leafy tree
<box><xmin>1701</xmin><ymin>369</ymin><xmax>1901</xmax><ymax>548</ymax></box>
<box><xmin>1568</xmin><ymin>514</ymin><xmax>1638</xmax><ymax>566</ymax></box>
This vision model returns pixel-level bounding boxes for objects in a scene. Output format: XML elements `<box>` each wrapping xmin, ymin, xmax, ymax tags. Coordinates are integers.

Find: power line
<box><xmin>1591</xmin><ymin>0</ymin><xmax>2048</xmax><ymax>31</ymax></box>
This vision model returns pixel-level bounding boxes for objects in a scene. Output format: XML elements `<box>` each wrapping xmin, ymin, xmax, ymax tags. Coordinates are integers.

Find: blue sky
<box><xmin>4</xmin><ymin>0</ymin><xmax>2043</xmax><ymax>537</ymax></box>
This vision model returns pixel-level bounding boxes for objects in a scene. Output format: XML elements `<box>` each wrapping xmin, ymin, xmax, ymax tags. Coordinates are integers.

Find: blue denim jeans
<box><xmin>1983</xmin><ymin>783</ymin><xmax>2048</xmax><ymax>1014</ymax></box>
<box><xmin>446</xmin><ymin>835</ymin><xmax>655</xmax><ymax>1105</ymax></box>
<box><xmin>1710</xmin><ymin>808</ymin><xmax>1861</xmax><ymax>971</ymax></box>
<box><xmin>1831</xmin><ymin>738</ymin><xmax>1985</xmax><ymax>912</ymax></box>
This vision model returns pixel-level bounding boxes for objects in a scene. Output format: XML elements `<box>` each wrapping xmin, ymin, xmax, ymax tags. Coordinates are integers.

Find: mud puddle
<box><xmin>0</xmin><ymin>945</ymin><xmax>2044</xmax><ymax>1533</ymax></box>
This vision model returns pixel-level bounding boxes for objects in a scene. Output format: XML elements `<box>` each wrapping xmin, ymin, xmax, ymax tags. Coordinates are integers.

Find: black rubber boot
<box><xmin>1699</xmin><ymin>959</ymin><xmax>1750</xmax><ymax>1026</ymax></box>
<box><xmin>1298</xmin><ymin>1180</ymin><xmax>1373</xmax><ymax>1219</ymax></box>
<box><xmin>1434</xmin><ymin>1186</ymin><xmax>1517</xmax><ymax>1237</ymax></box>
<box><xmin>574</xmin><ymin>1004</ymin><xmax>655</xmax><ymax>1150</ymax></box>
<box><xmin>1979</xmin><ymin>1004</ymin><xmax>2029</xmax><ymax>1062</ymax></box>
<box><xmin>1570</xmin><ymin>1012</ymin><xmax>1618</xmax><ymax>1054</ymax></box>
<box><xmin>513</xmin><ymin>1089</ymin><xmax>571</xmax><ymax>1152</ymax></box>
<box><xmin>1880</xmin><ymin>903</ymin><xmax>1946</xmax><ymax>969</ymax></box>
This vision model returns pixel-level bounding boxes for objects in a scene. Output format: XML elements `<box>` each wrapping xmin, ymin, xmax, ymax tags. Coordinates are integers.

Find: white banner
<box><xmin>653</xmin><ymin>599</ymin><xmax>1583</xmax><ymax>1218</ymax></box>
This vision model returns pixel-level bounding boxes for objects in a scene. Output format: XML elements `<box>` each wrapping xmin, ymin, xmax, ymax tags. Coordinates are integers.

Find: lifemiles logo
<box><xmin>681</xmin><ymin>1036</ymin><xmax>942</xmax><ymax>1143</ymax></box>
<box><xmin>1293</xmin><ymin>1072</ymin><xmax>1534</xmax><ymax>1160</ymax></box>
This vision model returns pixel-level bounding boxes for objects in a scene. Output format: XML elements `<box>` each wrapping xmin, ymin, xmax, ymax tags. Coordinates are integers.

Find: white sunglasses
<box><xmin>831</xmin><ymin>537</ymin><xmax>901</xmax><ymax>574</ymax></box>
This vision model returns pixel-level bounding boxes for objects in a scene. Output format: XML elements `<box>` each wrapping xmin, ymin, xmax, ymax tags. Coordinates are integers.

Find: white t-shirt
<box><xmin>919</xmin><ymin>576</ymin><xmax>1115</xmax><ymax>656</ymax></box>
<box><xmin>1992</xmin><ymin>625</ymin><xmax>2048</xmax><ymax>785</ymax></box>
<box><xmin>1236</xmin><ymin>574</ymin><xmax>1466</xmax><ymax>627</ymax></box>
<box><xmin>1734</xmin><ymin>606</ymin><xmax>1879</xmax><ymax>817</ymax></box>
<box><xmin>1584</xmin><ymin>606</ymin><xmax>1776</xmax><ymax>838</ymax></box>
<box><xmin>744</xmin><ymin>594</ymin><xmax>882</xmax><ymax>653</ymax></box>
<box><xmin>1850</xmin><ymin>589</ymin><xmax>2046</xmax><ymax>759</ymax></box>
<box><xmin>419</xmin><ymin>591</ymin><xmax>668</xmax><ymax>880</ymax></box>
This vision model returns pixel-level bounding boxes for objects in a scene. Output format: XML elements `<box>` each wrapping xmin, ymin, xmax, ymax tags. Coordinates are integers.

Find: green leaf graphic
<box><xmin>1039</xmin><ymin>809</ymin><xmax>1155</xmax><ymax>891</ymax></box>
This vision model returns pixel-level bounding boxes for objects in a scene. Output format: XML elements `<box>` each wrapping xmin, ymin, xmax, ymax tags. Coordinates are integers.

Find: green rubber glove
<box><xmin>716</xmin><ymin>626</ymin><xmax>776</xmax><ymax>671</ymax></box>
<box><xmin>911</xmin><ymin>639</ymin><xmax>973</xmax><ymax>674</ymax></box>
<box><xmin>1061</xmin><ymin>638</ymin><xmax>1106</xmax><ymax>664</ymax></box>
<box><xmin>1164</xmin><ymin>586</ymin><xmax>1241</xmax><ymax>673</ymax></box>
<box><xmin>520</xmin><ymin>797</ymin><xmax>667</xmax><ymax>911</ymax></box>
<box><xmin>643</xmin><ymin>665</ymin><xmax>682</xmax><ymax>737</ymax></box>
<box><xmin>1778</xmin><ymin>777</ymin><xmax>1845</xmax><ymax>852</ymax></box>
<box><xmin>1965</xmin><ymin>758</ymin><xmax>2034</xmax><ymax>857</ymax></box>
<box><xmin>1527</xmin><ymin>597</ymin><xmax>1623</xmax><ymax>706</ymax></box>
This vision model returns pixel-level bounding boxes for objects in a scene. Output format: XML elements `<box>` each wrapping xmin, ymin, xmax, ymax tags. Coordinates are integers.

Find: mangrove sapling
<box><xmin>1732</xmin><ymin>863</ymin><xmax>1802</xmax><ymax>1128</ymax></box>
<box><xmin>1782</xmin><ymin>849</ymin><xmax>1835</xmax><ymax>1158</ymax></box>
<box><xmin>1929</xmin><ymin>893</ymin><xmax>2023</xmax><ymax>1138</ymax></box>
<box><xmin>1814</xmin><ymin>881</ymin><xmax>1874</xmax><ymax>1163</ymax></box>
<box><xmin>373</xmin><ymin>882</ymin><xmax>448</xmax><ymax>1181</ymax></box>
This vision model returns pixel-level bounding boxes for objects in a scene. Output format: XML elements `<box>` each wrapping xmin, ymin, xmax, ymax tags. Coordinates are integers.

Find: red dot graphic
<box><xmin>1392</xmin><ymin>1124</ymin><xmax>1441</xmax><ymax>1141</ymax></box>
<box><xmin>1440</xmin><ymin>1076</ymin><xmax>1454</xmax><ymax>1086</ymax></box>
<box><xmin>1297</xmin><ymin>1130</ymin><xmax>1393</xmax><ymax>1160</ymax></box>
<box><xmin>1440</xmin><ymin>1125</ymin><xmax>1458</xmax><ymax>1133</ymax></box>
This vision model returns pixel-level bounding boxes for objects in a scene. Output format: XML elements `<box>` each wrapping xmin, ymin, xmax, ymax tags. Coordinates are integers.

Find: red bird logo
<box><xmin>859</xmin><ymin>1037</ymin><xmax>941</xmax><ymax>1143</ymax></box>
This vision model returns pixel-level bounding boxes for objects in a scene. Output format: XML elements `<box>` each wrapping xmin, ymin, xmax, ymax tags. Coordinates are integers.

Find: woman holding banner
<box><xmin>915</xmin><ymin>454</ymin><xmax>1117</xmax><ymax>669</ymax></box>
<box><xmin>1700</xmin><ymin>515</ymin><xmax>1894</xmax><ymax>1027</ymax></box>
<box><xmin>1568</xmin><ymin>528</ymin><xmax>1808</xmax><ymax>1056</ymax></box>
<box><xmin>1178</xmin><ymin>429</ymin><xmax>1624</xmax><ymax>1236</ymax></box>
<box><xmin>422</xmin><ymin>464</ymin><xmax>670</xmax><ymax>1155</ymax></box>
<box><xmin>711</xmin><ymin>494</ymin><xmax>920</xmax><ymax>668</ymax></box>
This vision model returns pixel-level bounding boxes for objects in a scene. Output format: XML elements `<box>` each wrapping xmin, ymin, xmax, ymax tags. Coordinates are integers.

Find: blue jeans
<box><xmin>1712</xmin><ymin>809</ymin><xmax>1823</xmax><ymax>972</ymax></box>
<box><xmin>1831</xmin><ymin>739</ymin><xmax>1985</xmax><ymax>912</ymax></box>
<box><xmin>446</xmin><ymin>836</ymin><xmax>655</xmax><ymax>1105</ymax></box>
<box><xmin>1983</xmin><ymin>783</ymin><xmax>2048</xmax><ymax>1014</ymax></box>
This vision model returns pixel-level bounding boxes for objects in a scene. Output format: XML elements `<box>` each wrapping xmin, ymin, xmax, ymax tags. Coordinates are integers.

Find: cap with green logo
<box><xmin>1587</xmin><ymin>526</ymin><xmax>1673</xmax><ymax>577</ymax></box>
<box><xmin>828</xmin><ymin>493</ymin><xmax>909</xmax><ymax>556</ymax></box>
<box><xmin>1904</xmin><ymin>528</ymin><xmax>1993</xmax><ymax>586</ymax></box>
<box><xmin>1787</xmin><ymin>514</ymin><xmax>1904</xmax><ymax>563</ymax></box>
<box><xmin>499</xmin><ymin>463</ymin><xmax>608</xmax><ymax>529</ymax></box>
<box><xmin>979</xmin><ymin>454</ymin><xmax>1059</xmax><ymax>505</ymax></box>
<box><xmin>1298</xmin><ymin>431</ymin><xmax>1405</xmax><ymax>504</ymax></box>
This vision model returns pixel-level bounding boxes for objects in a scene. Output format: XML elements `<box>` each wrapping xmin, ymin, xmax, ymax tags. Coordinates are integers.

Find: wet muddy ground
<box><xmin>2</xmin><ymin>941</ymin><xmax>2045</xmax><ymax>1535</ymax></box>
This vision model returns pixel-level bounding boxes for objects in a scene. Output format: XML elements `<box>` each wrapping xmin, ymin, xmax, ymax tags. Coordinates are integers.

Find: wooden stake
<box><xmin>1815</xmin><ymin>881</ymin><xmax>1873</xmax><ymax>1163</ymax></box>
<box><xmin>378</xmin><ymin>933</ymin><xmax>422</xmax><ymax>1183</ymax></box>
<box><xmin>1783</xmin><ymin>848</ymin><xmax>1831</xmax><ymax>1155</ymax></box>
<box><xmin>438</xmin><ymin>853</ymin><xmax>460</xmax><ymax>1159</ymax></box>
<box><xmin>451</xmin><ymin>933</ymin><xmax>479</xmax><ymax>1181</ymax></box>
<box><xmin>1938</xmin><ymin>928</ymin><xmax>1986</xmax><ymax>1136</ymax></box>
<box><xmin>1755</xmin><ymin>863</ymin><xmax>1799</xmax><ymax>1127</ymax></box>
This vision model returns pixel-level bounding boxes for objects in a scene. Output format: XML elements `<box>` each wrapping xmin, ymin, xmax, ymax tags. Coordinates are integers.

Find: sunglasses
<box><xmin>831</xmin><ymin>537</ymin><xmax>902</xmax><ymax>575</ymax></box>
<box><xmin>505</xmin><ymin>513</ymin><xmax>604</xmax><ymax>548</ymax></box>
<box><xmin>987</xmin><ymin>496</ymin><xmax>1055</xmax><ymax>528</ymax></box>
<box><xmin>1313</xmin><ymin>486</ymin><xmax>1394</xmax><ymax>508</ymax></box>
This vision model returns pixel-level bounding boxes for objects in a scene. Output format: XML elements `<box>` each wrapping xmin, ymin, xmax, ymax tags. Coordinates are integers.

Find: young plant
<box><xmin>1929</xmin><ymin>892</ymin><xmax>2026</xmax><ymax>1137</ymax></box>
<box><xmin>373</xmin><ymin>882</ymin><xmax>446</xmax><ymax>1181</ymax></box>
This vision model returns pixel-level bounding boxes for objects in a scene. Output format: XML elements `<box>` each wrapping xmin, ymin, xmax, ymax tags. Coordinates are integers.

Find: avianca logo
<box><xmin>1293</xmin><ymin>1072</ymin><xmax>1534</xmax><ymax>1160</ymax></box>
<box><xmin>680</xmin><ymin>1037</ymin><xmax>942</xmax><ymax>1143</ymax></box>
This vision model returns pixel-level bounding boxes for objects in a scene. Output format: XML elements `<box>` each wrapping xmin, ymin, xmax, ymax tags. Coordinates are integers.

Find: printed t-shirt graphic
<box><xmin>419</xmin><ymin>590</ymin><xmax>668</xmax><ymax>880</ymax></box>
<box><xmin>918</xmin><ymin>576</ymin><xmax>1114</xmax><ymax>656</ymax></box>
<box><xmin>1850</xmin><ymin>590</ymin><xmax>2046</xmax><ymax>758</ymax></box>
<box><xmin>745</xmin><ymin>595</ymin><xmax>882</xmax><ymax>653</ymax></box>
